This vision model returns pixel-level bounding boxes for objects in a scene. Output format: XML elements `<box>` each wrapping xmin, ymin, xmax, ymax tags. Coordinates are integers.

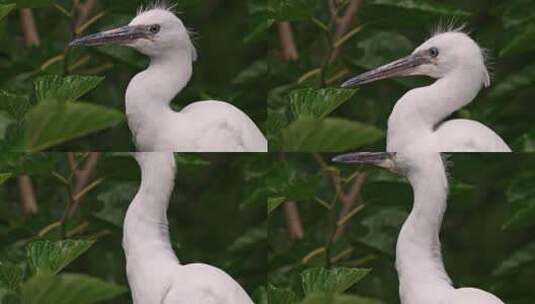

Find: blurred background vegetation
<box><xmin>268</xmin><ymin>153</ymin><xmax>535</xmax><ymax>304</ymax></box>
<box><xmin>268</xmin><ymin>0</ymin><xmax>535</xmax><ymax>152</ymax></box>
<box><xmin>0</xmin><ymin>0</ymin><xmax>267</xmax><ymax>151</ymax></box>
<box><xmin>0</xmin><ymin>152</ymin><xmax>266</xmax><ymax>303</ymax></box>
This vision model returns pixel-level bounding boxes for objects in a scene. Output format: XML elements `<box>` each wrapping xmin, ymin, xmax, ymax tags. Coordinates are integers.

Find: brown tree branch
<box><xmin>277</xmin><ymin>22</ymin><xmax>299</xmax><ymax>61</ymax></box>
<box><xmin>283</xmin><ymin>201</ymin><xmax>305</xmax><ymax>239</ymax></box>
<box><xmin>75</xmin><ymin>0</ymin><xmax>97</xmax><ymax>29</ymax></box>
<box><xmin>19</xmin><ymin>9</ymin><xmax>40</xmax><ymax>47</ymax></box>
<box><xmin>67</xmin><ymin>152</ymin><xmax>101</xmax><ymax>216</ymax></box>
<box><xmin>17</xmin><ymin>175</ymin><xmax>38</xmax><ymax>215</ymax></box>
<box><xmin>329</xmin><ymin>0</ymin><xmax>363</xmax><ymax>62</ymax></box>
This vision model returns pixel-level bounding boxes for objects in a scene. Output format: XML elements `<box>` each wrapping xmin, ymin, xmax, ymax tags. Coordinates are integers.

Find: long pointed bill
<box><xmin>69</xmin><ymin>25</ymin><xmax>151</xmax><ymax>47</ymax></box>
<box><xmin>341</xmin><ymin>53</ymin><xmax>430</xmax><ymax>88</ymax></box>
<box><xmin>332</xmin><ymin>152</ymin><xmax>395</xmax><ymax>166</ymax></box>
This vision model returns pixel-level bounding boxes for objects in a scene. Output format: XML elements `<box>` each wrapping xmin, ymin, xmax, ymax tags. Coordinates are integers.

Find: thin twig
<box><xmin>67</xmin><ymin>152</ymin><xmax>101</xmax><ymax>216</ymax></box>
<box><xmin>284</xmin><ymin>201</ymin><xmax>305</xmax><ymax>239</ymax></box>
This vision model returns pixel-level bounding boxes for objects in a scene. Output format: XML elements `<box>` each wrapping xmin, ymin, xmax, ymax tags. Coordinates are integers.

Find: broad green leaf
<box><xmin>27</xmin><ymin>240</ymin><xmax>96</xmax><ymax>275</ymax></box>
<box><xmin>0</xmin><ymin>91</ymin><xmax>32</xmax><ymax>121</ymax></box>
<box><xmin>301</xmin><ymin>267</ymin><xmax>371</xmax><ymax>295</ymax></box>
<box><xmin>301</xmin><ymin>293</ymin><xmax>382</xmax><ymax>304</ymax></box>
<box><xmin>500</xmin><ymin>23</ymin><xmax>535</xmax><ymax>57</ymax></box>
<box><xmin>282</xmin><ymin>118</ymin><xmax>384</xmax><ymax>152</ymax></box>
<box><xmin>268</xmin><ymin>197</ymin><xmax>285</xmax><ymax>214</ymax></box>
<box><xmin>228</xmin><ymin>226</ymin><xmax>267</xmax><ymax>252</ymax></box>
<box><xmin>0</xmin><ymin>262</ymin><xmax>23</xmax><ymax>291</ymax></box>
<box><xmin>21</xmin><ymin>273</ymin><xmax>125</xmax><ymax>304</ymax></box>
<box><xmin>268</xmin><ymin>284</ymin><xmax>299</xmax><ymax>304</ymax></box>
<box><xmin>0</xmin><ymin>3</ymin><xmax>14</xmax><ymax>19</ymax></box>
<box><xmin>33</xmin><ymin>75</ymin><xmax>104</xmax><ymax>102</ymax></box>
<box><xmin>489</xmin><ymin>64</ymin><xmax>535</xmax><ymax>98</ymax></box>
<box><xmin>174</xmin><ymin>154</ymin><xmax>210</xmax><ymax>166</ymax></box>
<box><xmin>20</xmin><ymin>99</ymin><xmax>124</xmax><ymax>152</ymax></box>
<box><xmin>289</xmin><ymin>88</ymin><xmax>357</xmax><ymax>120</ymax></box>
<box><xmin>0</xmin><ymin>173</ymin><xmax>12</xmax><ymax>184</ymax></box>
<box><xmin>493</xmin><ymin>242</ymin><xmax>535</xmax><ymax>276</ymax></box>
<box><xmin>0</xmin><ymin>0</ymin><xmax>54</xmax><ymax>8</ymax></box>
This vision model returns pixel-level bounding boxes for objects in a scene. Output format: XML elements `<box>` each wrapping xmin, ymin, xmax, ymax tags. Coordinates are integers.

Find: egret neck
<box><xmin>396</xmin><ymin>153</ymin><xmax>453</xmax><ymax>303</ymax></box>
<box><xmin>388</xmin><ymin>68</ymin><xmax>484</xmax><ymax>149</ymax></box>
<box><xmin>123</xmin><ymin>152</ymin><xmax>178</xmax><ymax>264</ymax></box>
<box><xmin>125</xmin><ymin>48</ymin><xmax>193</xmax><ymax>141</ymax></box>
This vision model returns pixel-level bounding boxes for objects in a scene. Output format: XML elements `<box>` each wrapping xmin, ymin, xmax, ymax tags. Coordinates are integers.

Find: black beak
<box><xmin>332</xmin><ymin>152</ymin><xmax>395</xmax><ymax>166</ymax></box>
<box><xmin>341</xmin><ymin>52</ymin><xmax>430</xmax><ymax>88</ymax></box>
<box><xmin>69</xmin><ymin>25</ymin><xmax>151</xmax><ymax>47</ymax></box>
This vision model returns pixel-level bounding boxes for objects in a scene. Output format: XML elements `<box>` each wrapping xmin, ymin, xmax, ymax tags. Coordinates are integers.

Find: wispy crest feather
<box><xmin>137</xmin><ymin>0</ymin><xmax>177</xmax><ymax>16</ymax></box>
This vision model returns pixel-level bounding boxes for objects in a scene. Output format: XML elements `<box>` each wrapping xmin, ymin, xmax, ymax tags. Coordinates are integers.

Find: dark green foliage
<box><xmin>268</xmin><ymin>0</ymin><xmax>535</xmax><ymax>152</ymax></box>
<box><xmin>0</xmin><ymin>153</ymin><xmax>266</xmax><ymax>303</ymax></box>
<box><xmin>0</xmin><ymin>0</ymin><xmax>266</xmax><ymax>151</ymax></box>
<box><xmin>269</xmin><ymin>153</ymin><xmax>535</xmax><ymax>304</ymax></box>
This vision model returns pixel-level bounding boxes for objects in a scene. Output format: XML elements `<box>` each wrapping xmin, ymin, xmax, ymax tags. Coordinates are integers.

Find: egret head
<box><xmin>70</xmin><ymin>5</ymin><xmax>197</xmax><ymax>60</ymax></box>
<box><xmin>341</xmin><ymin>29</ymin><xmax>490</xmax><ymax>88</ymax></box>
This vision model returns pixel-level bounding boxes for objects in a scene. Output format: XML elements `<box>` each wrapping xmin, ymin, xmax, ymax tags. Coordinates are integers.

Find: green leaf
<box><xmin>301</xmin><ymin>293</ymin><xmax>382</xmax><ymax>304</ymax></box>
<box><xmin>504</xmin><ymin>173</ymin><xmax>535</xmax><ymax>229</ymax></box>
<box><xmin>268</xmin><ymin>197</ymin><xmax>285</xmax><ymax>214</ymax></box>
<box><xmin>21</xmin><ymin>273</ymin><xmax>125</xmax><ymax>304</ymax></box>
<box><xmin>232</xmin><ymin>60</ymin><xmax>268</xmax><ymax>85</ymax></box>
<box><xmin>0</xmin><ymin>91</ymin><xmax>32</xmax><ymax>121</ymax></box>
<box><xmin>366</xmin><ymin>0</ymin><xmax>470</xmax><ymax>16</ymax></box>
<box><xmin>500</xmin><ymin>23</ymin><xmax>535</xmax><ymax>57</ymax></box>
<box><xmin>289</xmin><ymin>88</ymin><xmax>357</xmax><ymax>120</ymax></box>
<box><xmin>358</xmin><ymin>207</ymin><xmax>408</xmax><ymax>255</ymax></box>
<box><xmin>0</xmin><ymin>3</ymin><xmax>15</xmax><ymax>20</ymax></box>
<box><xmin>33</xmin><ymin>75</ymin><xmax>105</xmax><ymax>103</ymax></box>
<box><xmin>0</xmin><ymin>173</ymin><xmax>12</xmax><ymax>184</ymax></box>
<box><xmin>27</xmin><ymin>240</ymin><xmax>96</xmax><ymax>275</ymax></box>
<box><xmin>301</xmin><ymin>267</ymin><xmax>371</xmax><ymax>295</ymax></box>
<box><xmin>267</xmin><ymin>0</ymin><xmax>318</xmax><ymax>21</ymax></box>
<box><xmin>489</xmin><ymin>64</ymin><xmax>535</xmax><ymax>98</ymax></box>
<box><xmin>282</xmin><ymin>118</ymin><xmax>384</xmax><ymax>152</ymax></box>
<box><xmin>267</xmin><ymin>284</ymin><xmax>299</xmax><ymax>304</ymax></box>
<box><xmin>20</xmin><ymin>99</ymin><xmax>124</xmax><ymax>152</ymax></box>
<box><xmin>0</xmin><ymin>0</ymin><xmax>54</xmax><ymax>8</ymax></box>
<box><xmin>174</xmin><ymin>154</ymin><xmax>210</xmax><ymax>166</ymax></box>
<box><xmin>93</xmin><ymin>182</ymin><xmax>137</xmax><ymax>227</ymax></box>
<box><xmin>0</xmin><ymin>262</ymin><xmax>23</xmax><ymax>291</ymax></box>
<box><xmin>493</xmin><ymin>242</ymin><xmax>535</xmax><ymax>276</ymax></box>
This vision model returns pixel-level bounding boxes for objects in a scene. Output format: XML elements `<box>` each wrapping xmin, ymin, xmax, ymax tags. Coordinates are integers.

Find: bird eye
<box><xmin>429</xmin><ymin>47</ymin><xmax>439</xmax><ymax>58</ymax></box>
<box><xmin>149</xmin><ymin>24</ymin><xmax>160</xmax><ymax>34</ymax></box>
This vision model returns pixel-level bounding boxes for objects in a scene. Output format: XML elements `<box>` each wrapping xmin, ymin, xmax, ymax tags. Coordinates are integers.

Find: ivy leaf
<box><xmin>33</xmin><ymin>75</ymin><xmax>105</xmax><ymax>103</ymax></box>
<box><xmin>301</xmin><ymin>267</ymin><xmax>371</xmax><ymax>295</ymax></box>
<box><xmin>282</xmin><ymin>118</ymin><xmax>384</xmax><ymax>152</ymax></box>
<box><xmin>21</xmin><ymin>273</ymin><xmax>125</xmax><ymax>304</ymax></box>
<box><xmin>289</xmin><ymin>88</ymin><xmax>357</xmax><ymax>120</ymax></box>
<box><xmin>20</xmin><ymin>99</ymin><xmax>124</xmax><ymax>152</ymax></box>
<box><xmin>27</xmin><ymin>240</ymin><xmax>96</xmax><ymax>275</ymax></box>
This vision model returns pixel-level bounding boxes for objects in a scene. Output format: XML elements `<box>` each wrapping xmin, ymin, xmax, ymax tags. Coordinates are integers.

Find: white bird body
<box><xmin>342</xmin><ymin>30</ymin><xmax>511</xmax><ymax>152</ymax></box>
<box><xmin>71</xmin><ymin>7</ymin><xmax>267</xmax><ymax>152</ymax></box>
<box><xmin>123</xmin><ymin>152</ymin><xmax>254</xmax><ymax>304</ymax></box>
<box><xmin>333</xmin><ymin>152</ymin><xmax>506</xmax><ymax>304</ymax></box>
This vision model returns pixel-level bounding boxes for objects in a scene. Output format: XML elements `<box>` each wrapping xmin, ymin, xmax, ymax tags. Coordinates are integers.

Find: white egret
<box><xmin>333</xmin><ymin>152</ymin><xmax>505</xmax><ymax>304</ymax></box>
<box><xmin>341</xmin><ymin>28</ymin><xmax>511</xmax><ymax>152</ymax></box>
<box><xmin>124</xmin><ymin>152</ymin><xmax>254</xmax><ymax>303</ymax></box>
<box><xmin>70</xmin><ymin>5</ymin><xmax>267</xmax><ymax>152</ymax></box>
